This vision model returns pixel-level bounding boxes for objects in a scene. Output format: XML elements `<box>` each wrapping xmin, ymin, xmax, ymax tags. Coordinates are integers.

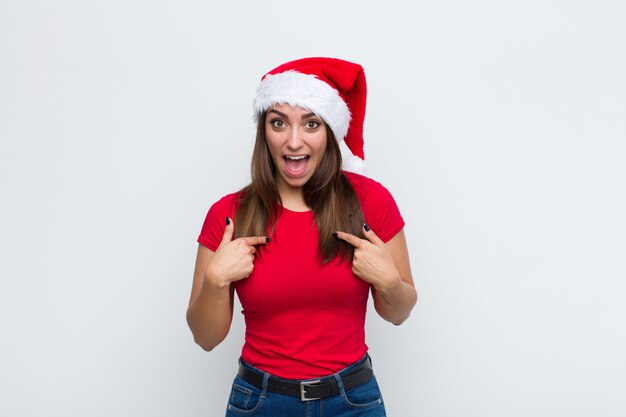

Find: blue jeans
<box><xmin>225</xmin><ymin>355</ymin><xmax>387</xmax><ymax>416</ymax></box>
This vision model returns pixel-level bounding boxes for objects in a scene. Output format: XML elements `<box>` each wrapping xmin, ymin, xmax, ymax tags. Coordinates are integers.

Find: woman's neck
<box><xmin>278</xmin><ymin>186</ymin><xmax>310</xmax><ymax>212</ymax></box>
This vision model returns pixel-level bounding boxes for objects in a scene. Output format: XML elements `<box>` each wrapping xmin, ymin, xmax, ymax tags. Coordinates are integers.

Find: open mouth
<box><xmin>283</xmin><ymin>155</ymin><xmax>310</xmax><ymax>176</ymax></box>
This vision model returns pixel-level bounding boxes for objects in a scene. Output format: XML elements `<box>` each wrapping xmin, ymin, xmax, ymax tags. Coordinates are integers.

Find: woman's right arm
<box><xmin>186</xmin><ymin>218</ymin><xmax>267</xmax><ymax>351</ymax></box>
<box><xmin>186</xmin><ymin>244</ymin><xmax>234</xmax><ymax>351</ymax></box>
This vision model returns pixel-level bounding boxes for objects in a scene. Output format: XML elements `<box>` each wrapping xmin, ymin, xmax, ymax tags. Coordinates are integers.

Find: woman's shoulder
<box><xmin>342</xmin><ymin>171</ymin><xmax>404</xmax><ymax>242</ymax></box>
<box><xmin>198</xmin><ymin>191</ymin><xmax>243</xmax><ymax>251</ymax></box>
<box><xmin>203</xmin><ymin>190</ymin><xmax>244</xmax><ymax>219</ymax></box>
<box><xmin>343</xmin><ymin>171</ymin><xmax>391</xmax><ymax>198</ymax></box>
<box><xmin>212</xmin><ymin>191</ymin><xmax>241</xmax><ymax>206</ymax></box>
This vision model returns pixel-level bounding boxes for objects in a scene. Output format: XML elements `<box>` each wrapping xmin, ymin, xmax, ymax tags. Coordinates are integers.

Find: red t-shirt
<box><xmin>197</xmin><ymin>172</ymin><xmax>404</xmax><ymax>379</ymax></box>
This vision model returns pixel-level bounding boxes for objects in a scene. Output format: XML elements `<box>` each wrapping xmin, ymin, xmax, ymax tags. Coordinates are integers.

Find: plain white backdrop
<box><xmin>1</xmin><ymin>1</ymin><xmax>625</xmax><ymax>416</ymax></box>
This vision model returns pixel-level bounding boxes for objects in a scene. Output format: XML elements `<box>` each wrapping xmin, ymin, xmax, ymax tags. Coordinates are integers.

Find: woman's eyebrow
<box><xmin>267</xmin><ymin>109</ymin><xmax>288</xmax><ymax>118</ymax></box>
<box><xmin>267</xmin><ymin>109</ymin><xmax>318</xmax><ymax>120</ymax></box>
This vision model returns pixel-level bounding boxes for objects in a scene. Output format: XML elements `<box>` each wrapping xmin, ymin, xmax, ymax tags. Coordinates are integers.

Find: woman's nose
<box><xmin>287</xmin><ymin>127</ymin><xmax>304</xmax><ymax>149</ymax></box>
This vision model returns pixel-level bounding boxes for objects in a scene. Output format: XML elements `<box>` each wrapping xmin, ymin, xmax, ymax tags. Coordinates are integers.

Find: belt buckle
<box><xmin>300</xmin><ymin>379</ymin><xmax>321</xmax><ymax>401</ymax></box>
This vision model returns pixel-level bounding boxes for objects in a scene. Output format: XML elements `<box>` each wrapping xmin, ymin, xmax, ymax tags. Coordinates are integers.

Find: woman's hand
<box><xmin>335</xmin><ymin>224</ymin><xmax>417</xmax><ymax>325</ymax></box>
<box><xmin>205</xmin><ymin>218</ymin><xmax>268</xmax><ymax>288</ymax></box>
<box><xmin>334</xmin><ymin>223</ymin><xmax>402</xmax><ymax>291</ymax></box>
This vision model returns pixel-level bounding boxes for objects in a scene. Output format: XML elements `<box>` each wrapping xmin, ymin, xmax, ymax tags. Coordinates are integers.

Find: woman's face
<box><xmin>265</xmin><ymin>104</ymin><xmax>328</xmax><ymax>194</ymax></box>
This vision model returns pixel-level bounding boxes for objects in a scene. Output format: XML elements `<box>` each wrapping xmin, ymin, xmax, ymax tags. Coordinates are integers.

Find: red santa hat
<box><xmin>253</xmin><ymin>57</ymin><xmax>367</xmax><ymax>173</ymax></box>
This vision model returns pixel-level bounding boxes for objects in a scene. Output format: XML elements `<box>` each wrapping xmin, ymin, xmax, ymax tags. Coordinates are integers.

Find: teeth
<box><xmin>285</xmin><ymin>155</ymin><xmax>307</xmax><ymax>160</ymax></box>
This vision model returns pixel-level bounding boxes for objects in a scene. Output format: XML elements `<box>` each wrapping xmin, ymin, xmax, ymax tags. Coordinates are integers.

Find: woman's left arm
<box><xmin>335</xmin><ymin>226</ymin><xmax>417</xmax><ymax>325</ymax></box>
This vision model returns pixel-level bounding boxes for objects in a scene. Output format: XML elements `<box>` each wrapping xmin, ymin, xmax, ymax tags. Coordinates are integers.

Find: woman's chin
<box><xmin>278</xmin><ymin>170</ymin><xmax>313</xmax><ymax>190</ymax></box>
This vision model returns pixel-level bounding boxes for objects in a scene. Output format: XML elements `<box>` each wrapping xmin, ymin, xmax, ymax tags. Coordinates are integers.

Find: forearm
<box><xmin>372</xmin><ymin>277</ymin><xmax>417</xmax><ymax>325</ymax></box>
<box><xmin>186</xmin><ymin>278</ymin><xmax>233</xmax><ymax>351</ymax></box>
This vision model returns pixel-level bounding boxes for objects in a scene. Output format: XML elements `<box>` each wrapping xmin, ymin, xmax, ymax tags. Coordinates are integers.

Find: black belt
<box><xmin>237</xmin><ymin>358</ymin><xmax>374</xmax><ymax>401</ymax></box>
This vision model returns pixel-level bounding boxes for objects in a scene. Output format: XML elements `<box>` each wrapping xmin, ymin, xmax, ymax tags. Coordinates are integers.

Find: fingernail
<box><xmin>225</xmin><ymin>217</ymin><xmax>230</xmax><ymax>225</ymax></box>
<box><xmin>363</xmin><ymin>223</ymin><xmax>370</xmax><ymax>232</ymax></box>
<box><xmin>332</xmin><ymin>232</ymin><xmax>339</xmax><ymax>239</ymax></box>
<box><xmin>265</xmin><ymin>236</ymin><xmax>270</xmax><ymax>243</ymax></box>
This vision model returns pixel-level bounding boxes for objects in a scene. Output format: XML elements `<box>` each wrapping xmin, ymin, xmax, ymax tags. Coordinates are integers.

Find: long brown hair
<box><xmin>234</xmin><ymin>112</ymin><xmax>365</xmax><ymax>262</ymax></box>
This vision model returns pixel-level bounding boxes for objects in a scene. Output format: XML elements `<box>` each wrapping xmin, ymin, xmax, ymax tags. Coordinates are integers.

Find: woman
<box><xmin>187</xmin><ymin>57</ymin><xmax>417</xmax><ymax>416</ymax></box>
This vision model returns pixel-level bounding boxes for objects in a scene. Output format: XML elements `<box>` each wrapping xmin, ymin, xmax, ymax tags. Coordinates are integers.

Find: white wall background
<box><xmin>1</xmin><ymin>1</ymin><xmax>625</xmax><ymax>416</ymax></box>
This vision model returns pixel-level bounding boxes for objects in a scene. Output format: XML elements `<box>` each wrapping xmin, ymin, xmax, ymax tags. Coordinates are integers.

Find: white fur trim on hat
<box><xmin>253</xmin><ymin>71</ymin><xmax>352</xmax><ymax>143</ymax></box>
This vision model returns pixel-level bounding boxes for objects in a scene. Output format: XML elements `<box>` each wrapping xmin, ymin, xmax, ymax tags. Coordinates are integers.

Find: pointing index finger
<box><xmin>241</xmin><ymin>236</ymin><xmax>270</xmax><ymax>246</ymax></box>
<box><xmin>333</xmin><ymin>231</ymin><xmax>363</xmax><ymax>249</ymax></box>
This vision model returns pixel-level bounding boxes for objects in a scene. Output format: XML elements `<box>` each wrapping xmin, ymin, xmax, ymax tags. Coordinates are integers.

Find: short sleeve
<box><xmin>345</xmin><ymin>172</ymin><xmax>405</xmax><ymax>243</ymax></box>
<box><xmin>197</xmin><ymin>193</ymin><xmax>239</xmax><ymax>251</ymax></box>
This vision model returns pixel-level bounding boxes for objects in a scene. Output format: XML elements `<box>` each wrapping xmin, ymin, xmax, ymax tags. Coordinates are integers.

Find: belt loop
<box><xmin>332</xmin><ymin>372</ymin><xmax>347</xmax><ymax>397</ymax></box>
<box><xmin>261</xmin><ymin>372</ymin><xmax>270</xmax><ymax>395</ymax></box>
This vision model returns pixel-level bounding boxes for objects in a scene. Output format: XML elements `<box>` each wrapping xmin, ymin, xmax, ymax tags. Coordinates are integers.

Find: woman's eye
<box><xmin>270</xmin><ymin>119</ymin><xmax>285</xmax><ymax>128</ymax></box>
<box><xmin>306</xmin><ymin>120</ymin><xmax>320</xmax><ymax>129</ymax></box>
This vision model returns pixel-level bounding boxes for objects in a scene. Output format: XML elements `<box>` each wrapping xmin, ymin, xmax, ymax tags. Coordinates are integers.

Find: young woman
<box><xmin>187</xmin><ymin>57</ymin><xmax>417</xmax><ymax>416</ymax></box>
